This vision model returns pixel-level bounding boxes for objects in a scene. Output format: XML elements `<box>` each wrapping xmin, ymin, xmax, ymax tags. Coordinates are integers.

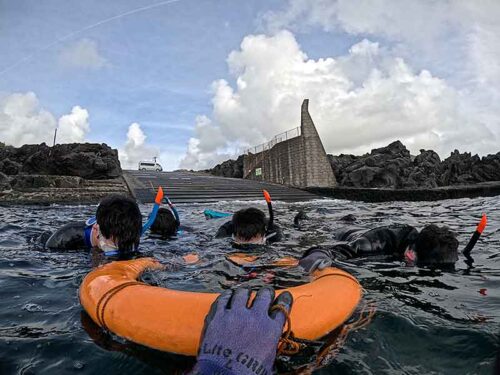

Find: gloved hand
<box><xmin>191</xmin><ymin>287</ymin><xmax>293</xmax><ymax>375</ymax></box>
<box><xmin>299</xmin><ymin>247</ymin><xmax>332</xmax><ymax>273</ymax></box>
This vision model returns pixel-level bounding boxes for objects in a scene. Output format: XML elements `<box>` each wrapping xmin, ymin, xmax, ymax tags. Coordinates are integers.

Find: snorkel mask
<box><xmin>95</xmin><ymin>225</ymin><xmax>120</xmax><ymax>256</ymax></box>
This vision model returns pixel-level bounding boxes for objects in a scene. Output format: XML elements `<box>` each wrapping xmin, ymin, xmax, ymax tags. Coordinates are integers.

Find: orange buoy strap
<box><xmin>96</xmin><ymin>281</ymin><xmax>144</xmax><ymax>330</ymax></box>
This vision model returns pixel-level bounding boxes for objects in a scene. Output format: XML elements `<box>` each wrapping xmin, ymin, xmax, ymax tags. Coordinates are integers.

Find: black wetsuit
<box><xmin>44</xmin><ymin>221</ymin><xmax>91</xmax><ymax>250</ymax></box>
<box><xmin>215</xmin><ymin>220</ymin><xmax>283</xmax><ymax>243</ymax></box>
<box><xmin>304</xmin><ymin>224</ymin><xmax>419</xmax><ymax>261</ymax></box>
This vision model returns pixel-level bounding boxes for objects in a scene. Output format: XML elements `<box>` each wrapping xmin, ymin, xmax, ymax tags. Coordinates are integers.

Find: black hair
<box><xmin>232</xmin><ymin>207</ymin><xmax>267</xmax><ymax>241</ymax></box>
<box><xmin>150</xmin><ymin>208</ymin><xmax>178</xmax><ymax>237</ymax></box>
<box><xmin>96</xmin><ymin>194</ymin><xmax>142</xmax><ymax>252</ymax></box>
<box><xmin>415</xmin><ymin>225</ymin><xmax>459</xmax><ymax>266</ymax></box>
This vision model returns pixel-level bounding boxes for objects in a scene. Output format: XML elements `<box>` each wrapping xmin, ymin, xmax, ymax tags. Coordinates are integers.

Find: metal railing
<box><xmin>245</xmin><ymin>127</ymin><xmax>301</xmax><ymax>155</ymax></box>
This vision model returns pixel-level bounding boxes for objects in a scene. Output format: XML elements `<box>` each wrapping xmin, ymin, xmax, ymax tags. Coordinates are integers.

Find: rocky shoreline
<box><xmin>207</xmin><ymin>140</ymin><xmax>500</xmax><ymax>188</ymax></box>
<box><xmin>2</xmin><ymin>140</ymin><xmax>500</xmax><ymax>204</ymax></box>
<box><xmin>0</xmin><ymin>143</ymin><xmax>130</xmax><ymax>205</ymax></box>
<box><xmin>328</xmin><ymin>141</ymin><xmax>500</xmax><ymax>189</ymax></box>
<box><xmin>206</xmin><ymin>140</ymin><xmax>500</xmax><ymax>201</ymax></box>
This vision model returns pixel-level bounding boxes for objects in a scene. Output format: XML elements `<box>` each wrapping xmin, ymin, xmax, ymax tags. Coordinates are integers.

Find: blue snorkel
<box><xmin>165</xmin><ymin>194</ymin><xmax>180</xmax><ymax>228</ymax></box>
<box><xmin>141</xmin><ymin>186</ymin><xmax>164</xmax><ymax>235</ymax></box>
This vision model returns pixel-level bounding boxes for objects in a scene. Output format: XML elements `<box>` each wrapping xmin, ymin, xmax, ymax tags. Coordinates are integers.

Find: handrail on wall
<box><xmin>245</xmin><ymin>127</ymin><xmax>301</xmax><ymax>155</ymax></box>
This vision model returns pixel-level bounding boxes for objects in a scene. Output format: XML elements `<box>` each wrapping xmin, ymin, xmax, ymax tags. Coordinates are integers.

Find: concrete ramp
<box><xmin>123</xmin><ymin>171</ymin><xmax>320</xmax><ymax>204</ymax></box>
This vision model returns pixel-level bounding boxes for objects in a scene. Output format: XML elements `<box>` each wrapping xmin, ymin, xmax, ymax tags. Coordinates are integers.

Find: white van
<box><xmin>138</xmin><ymin>161</ymin><xmax>163</xmax><ymax>171</ymax></box>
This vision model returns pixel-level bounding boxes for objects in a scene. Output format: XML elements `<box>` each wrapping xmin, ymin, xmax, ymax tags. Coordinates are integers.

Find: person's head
<box><xmin>95</xmin><ymin>194</ymin><xmax>142</xmax><ymax>252</ymax></box>
<box><xmin>232</xmin><ymin>207</ymin><xmax>267</xmax><ymax>244</ymax></box>
<box><xmin>150</xmin><ymin>207</ymin><xmax>178</xmax><ymax>237</ymax></box>
<box><xmin>414</xmin><ymin>225</ymin><xmax>459</xmax><ymax>267</ymax></box>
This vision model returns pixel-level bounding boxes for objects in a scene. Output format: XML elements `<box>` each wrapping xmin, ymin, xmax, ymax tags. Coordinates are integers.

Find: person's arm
<box><xmin>44</xmin><ymin>221</ymin><xmax>88</xmax><ymax>250</ymax></box>
<box><xmin>215</xmin><ymin>220</ymin><xmax>234</xmax><ymax>238</ymax></box>
<box><xmin>191</xmin><ymin>287</ymin><xmax>292</xmax><ymax>375</ymax></box>
<box><xmin>299</xmin><ymin>244</ymin><xmax>356</xmax><ymax>273</ymax></box>
<box><xmin>356</xmin><ymin>225</ymin><xmax>419</xmax><ymax>256</ymax></box>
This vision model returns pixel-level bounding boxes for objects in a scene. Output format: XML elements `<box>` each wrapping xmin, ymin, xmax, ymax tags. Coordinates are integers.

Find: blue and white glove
<box><xmin>191</xmin><ymin>287</ymin><xmax>293</xmax><ymax>375</ymax></box>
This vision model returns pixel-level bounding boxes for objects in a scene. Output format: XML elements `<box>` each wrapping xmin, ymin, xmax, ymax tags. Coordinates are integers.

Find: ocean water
<box><xmin>0</xmin><ymin>197</ymin><xmax>498</xmax><ymax>374</ymax></box>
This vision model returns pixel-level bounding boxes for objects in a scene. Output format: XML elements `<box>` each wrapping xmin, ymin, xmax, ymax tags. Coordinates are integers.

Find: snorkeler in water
<box><xmin>149</xmin><ymin>207</ymin><xmax>180</xmax><ymax>238</ymax></box>
<box><xmin>209</xmin><ymin>192</ymin><xmax>297</xmax><ymax>283</ymax></box>
<box><xmin>299</xmin><ymin>215</ymin><xmax>488</xmax><ymax>272</ymax></box>
<box><xmin>44</xmin><ymin>194</ymin><xmax>142</xmax><ymax>256</ymax></box>
<box><xmin>215</xmin><ymin>190</ymin><xmax>283</xmax><ymax>245</ymax></box>
<box><xmin>145</xmin><ymin>191</ymin><xmax>192</xmax><ymax>239</ymax></box>
<box><xmin>217</xmin><ymin>207</ymin><xmax>487</xmax><ymax>279</ymax></box>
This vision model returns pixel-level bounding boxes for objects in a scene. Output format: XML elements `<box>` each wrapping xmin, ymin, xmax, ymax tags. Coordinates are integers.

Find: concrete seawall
<box><xmin>243</xmin><ymin>99</ymin><xmax>336</xmax><ymax>189</ymax></box>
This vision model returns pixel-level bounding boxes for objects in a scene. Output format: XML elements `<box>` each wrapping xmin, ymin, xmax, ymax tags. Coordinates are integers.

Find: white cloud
<box><xmin>180</xmin><ymin>31</ymin><xmax>497</xmax><ymax>170</ymax></box>
<box><xmin>263</xmin><ymin>0</ymin><xmax>451</xmax><ymax>46</ymax></box>
<box><xmin>262</xmin><ymin>1</ymin><xmax>500</xmax><ymax>103</ymax></box>
<box><xmin>159</xmin><ymin>149</ymin><xmax>185</xmax><ymax>172</ymax></box>
<box><xmin>56</xmin><ymin>106</ymin><xmax>89</xmax><ymax>143</ymax></box>
<box><xmin>0</xmin><ymin>92</ymin><xmax>91</xmax><ymax>146</ymax></box>
<box><xmin>118</xmin><ymin>123</ymin><xmax>159</xmax><ymax>170</ymax></box>
<box><xmin>59</xmin><ymin>38</ymin><xmax>109</xmax><ymax>69</ymax></box>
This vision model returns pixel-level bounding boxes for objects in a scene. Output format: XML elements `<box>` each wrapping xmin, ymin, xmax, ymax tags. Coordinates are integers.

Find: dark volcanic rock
<box><xmin>328</xmin><ymin>141</ymin><xmax>500</xmax><ymax>189</ymax></box>
<box><xmin>337</xmin><ymin>141</ymin><xmax>412</xmax><ymax>188</ymax></box>
<box><xmin>327</xmin><ymin>154</ymin><xmax>359</xmax><ymax>182</ymax></box>
<box><xmin>208</xmin><ymin>155</ymin><xmax>244</xmax><ymax>178</ymax></box>
<box><xmin>0</xmin><ymin>143</ymin><xmax>121</xmax><ymax>180</ymax></box>
<box><xmin>437</xmin><ymin>150</ymin><xmax>500</xmax><ymax>186</ymax></box>
<box><xmin>437</xmin><ymin>150</ymin><xmax>479</xmax><ymax>186</ymax></box>
<box><xmin>0</xmin><ymin>172</ymin><xmax>11</xmax><ymax>192</ymax></box>
<box><xmin>472</xmin><ymin>152</ymin><xmax>500</xmax><ymax>182</ymax></box>
<box><xmin>403</xmin><ymin>149</ymin><xmax>441</xmax><ymax>188</ymax></box>
<box><xmin>0</xmin><ymin>158</ymin><xmax>22</xmax><ymax>175</ymax></box>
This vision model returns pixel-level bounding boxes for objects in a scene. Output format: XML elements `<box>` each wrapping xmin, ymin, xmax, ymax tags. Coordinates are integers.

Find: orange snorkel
<box><xmin>263</xmin><ymin>189</ymin><xmax>273</xmax><ymax>231</ymax></box>
<box><xmin>155</xmin><ymin>186</ymin><xmax>164</xmax><ymax>205</ymax></box>
<box><xmin>463</xmin><ymin>213</ymin><xmax>487</xmax><ymax>264</ymax></box>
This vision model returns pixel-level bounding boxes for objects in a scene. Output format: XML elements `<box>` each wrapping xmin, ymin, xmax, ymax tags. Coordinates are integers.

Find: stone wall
<box><xmin>243</xmin><ymin>99</ymin><xmax>336</xmax><ymax>188</ymax></box>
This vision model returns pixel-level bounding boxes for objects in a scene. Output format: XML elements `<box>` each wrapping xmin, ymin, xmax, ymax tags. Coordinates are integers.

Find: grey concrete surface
<box><xmin>123</xmin><ymin>170</ymin><xmax>320</xmax><ymax>204</ymax></box>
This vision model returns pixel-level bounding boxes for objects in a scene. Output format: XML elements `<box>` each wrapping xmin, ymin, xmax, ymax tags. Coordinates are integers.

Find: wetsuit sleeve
<box><xmin>355</xmin><ymin>224</ymin><xmax>419</xmax><ymax>257</ymax></box>
<box><xmin>215</xmin><ymin>220</ymin><xmax>233</xmax><ymax>238</ymax></box>
<box><xmin>332</xmin><ymin>226</ymin><xmax>366</xmax><ymax>241</ymax></box>
<box><xmin>44</xmin><ymin>221</ymin><xmax>88</xmax><ymax>250</ymax></box>
<box><xmin>302</xmin><ymin>243</ymin><xmax>356</xmax><ymax>262</ymax></box>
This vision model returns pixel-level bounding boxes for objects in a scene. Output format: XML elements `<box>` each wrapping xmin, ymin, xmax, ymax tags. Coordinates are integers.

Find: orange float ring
<box><xmin>79</xmin><ymin>258</ymin><xmax>362</xmax><ymax>356</ymax></box>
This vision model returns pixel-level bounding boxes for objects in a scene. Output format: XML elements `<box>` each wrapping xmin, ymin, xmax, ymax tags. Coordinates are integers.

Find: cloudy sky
<box><xmin>1</xmin><ymin>0</ymin><xmax>499</xmax><ymax>170</ymax></box>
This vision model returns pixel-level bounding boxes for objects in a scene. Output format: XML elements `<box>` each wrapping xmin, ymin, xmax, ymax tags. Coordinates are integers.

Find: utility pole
<box><xmin>52</xmin><ymin>127</ymin><xmax>58</xmax><ymax>146</ymax></box>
